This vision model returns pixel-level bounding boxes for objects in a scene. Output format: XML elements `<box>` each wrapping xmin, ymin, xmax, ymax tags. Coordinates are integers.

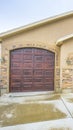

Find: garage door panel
<box><xmin>11</xmin><ymin>87</ymin><xmax>22</xmax><ymax>92</ymax></box>
<box><xmin>33</xmin><ymin>69</ymin><xmax>44</xmax><ymax>76</ymax></box>
<box><xmin>44</xmin><ymin>78</ymin><xmax>53</xmax><ymax>83</ymax></box>
<box><xmin>23</xmin><ymin>78</ymin><xmax>33</xmax><ymax>82</ymax></box>
<box><xmin>23</xmin><ymin>69</ymin><xmax>33</xmax><ymax>77</ymax></box>
<box><xmin>34</xmin><ymin>55</ymin><xmax>44</xmax><ymax>62</ymax></box>
<box><xmin>45</xmin><ymin>61</ymin><xmax>54</xmax><ymax>66</ymax></box>
<box><xmin>44</xmin><ymin>70</ymin><xmax>54</xmax><ymax>77</ymax></box>
<box><xmin>11</xmin><ymin>75</ymin><xmax>22</xmax><ymax>80</ymax></box>
<box><xmin>34</xmin><ymin>49</ymin><xmax>44</xmax><ymax>55</ymax></box>
<box><xmin>45</xmin><ymin>51</ymin><xmax>54</xmax><ymax>56</ymax></box>
<box><xmin>44</xmin><ymin>82</ymin><xmax>54</xmax><ymax>85</ymax></box>
<box><xmin>22</xmin><ymin>84</ymin><xmax>32</xmax><ymax>88</ymax></box>
<box><xmin>11</xmin><ymin>69</ymin><xmax>23</xmax><ymax>75</ymax></box>
<box><xmin>47</xmin><ymin>86</ymin><xmax>54</xmax><ymax>90</ymax></box>
<box><xmin>11</xmin><ymin>67</ymin><xmax>23</xmax><ymax>70</ymax></box>
<box><xmin>23</xmin><ymin>49</ymin><xmax>33</xmax><ymax>54</ymax></box>
<box><xmin>33</xmin><ymin>84</ymin><xmax>44</xmax><ymax>89</ymax></box>
<box><xmin>10</xmin><ymin>48</ymin><xmax>55</xmax><ymax>92</ymax></box>
<box><xmin>44</xmin><ymin>63</ymin><xmax>54</xmax><ymax>69</ymax></box>
<box><xmin>11</xmin><ymin>58</ymin><xmax>23</xmax><ymax>62</ymax></box>
<box><xmin>33</xmin><ymin>77</ymin><xmax>44</xmax><ymax>84</ymax></box>
<box><xmin>45</xmin><ymin>82</ymin><xmax>54</xmax><ymax>86</ymax></box>
<box><xmin>11</xmin><ymin>54</ymin><xmax>23</xmax><ymax>59</ymax></box>
<box><xmin>23</xmin><ymin>63</ymin><xmax>33</xmax><ymax>69</ymax></box>
<box><xmin>11</xmin><ymin>79</ymin><xmax>22</xmax><ymax>83</ymax></box>
<box><xmin>44</xmin><ymin>85</ymin><xmax>54</xmax><ymax>91</ymax></box>
<box><xmin>34</xmin><ymin>63</ymin><xmax>44</xmax><ymax>69</ymax></box>
<box><xmin>11</xmin><ymin>63</ymin><xmax>23</xmax><ymax>68</ymax></box>
<box><xmin>23</xmin><ymin>55</ymin><xmax>33</xmax><ymax>63</ymax></box>
<box><xmin>23</xmin><ymin>82</ymin><xmax>32</xmax><ymax>86</ymax></box>
<box><xmin>10</xmin><ymin>83</ymin><xmax>21</xmax><ymax>88</ymax></box>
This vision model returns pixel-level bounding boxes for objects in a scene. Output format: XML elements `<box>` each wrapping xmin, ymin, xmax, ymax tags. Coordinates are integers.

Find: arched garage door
<box><xmin>10</xmin><ymin>48</ymin><xmax>55</xmax><ymax>92</ymax></box>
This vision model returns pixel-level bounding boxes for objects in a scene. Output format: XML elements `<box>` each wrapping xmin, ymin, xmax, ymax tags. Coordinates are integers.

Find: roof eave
<box><xmin>56</xmin><ymin>34</ymin><xmax>73</xmax><ymax>46</ymax></box>
<box><xmin>0</xmin><ymin>11</ymin><xmax>73</xmax><ymax>39</ymax></box>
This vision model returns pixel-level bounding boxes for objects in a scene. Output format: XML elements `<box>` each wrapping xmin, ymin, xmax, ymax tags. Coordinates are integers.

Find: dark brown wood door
<box><xmin>10</xmin><ymin>48</ymin><xmax>55</xmax><ymax>92</ymax></box>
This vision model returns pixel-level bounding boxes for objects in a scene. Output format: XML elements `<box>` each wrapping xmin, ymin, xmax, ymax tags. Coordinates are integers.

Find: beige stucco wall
<box><xmin>0</xmin><ymin>44</ymin><xmax>1</xmax><ymax>95</ymax></box>
<box><xmin>60</xmin><ymin>38</ymin><xmax>73</xmax><ymax>90</ymax></box>
<box><xmin>0</xmin><ymin>44</ymin><xmax>1</xmax><ymax>73</ymax></box>
<box><xmin>0</xmin><ymin>44</ymin><xmax>1</xmax><ymax>78</ymax></box>
<box><xmin>0</xmin><ymin>44</ymin><xmax>1</xmax><ymax>63</ymax></box>
<box><xmin>2</xmin><ymin>15</ymin><xmax>73</xmax><ymax>44</ymax></box>
<box><xmin>1</xmin><ymin>15</ymin><xmax>73</xmax><ymax>94</ymax></box>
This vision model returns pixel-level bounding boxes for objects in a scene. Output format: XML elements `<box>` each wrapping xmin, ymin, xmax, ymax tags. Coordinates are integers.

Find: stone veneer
<box><xmin>1</xmin><ymin>41</ymin><xmax>60</xmax><ymax>94</ymax></box>
<box><xmin>62</xmin><ymin>53</ymin><xmax>73</xmax><ymax>90</ymax></box>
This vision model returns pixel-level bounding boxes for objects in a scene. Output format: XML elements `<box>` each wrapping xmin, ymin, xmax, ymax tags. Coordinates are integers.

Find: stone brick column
<box><xmin>62</xmin><ymin>53</ymin><xmax>73</xmax><ymax>92</ymax></box>
<box><xmin>0</xmin><ymin>43</ymin><xmax>2</xmax><ymax>95</ymax></box>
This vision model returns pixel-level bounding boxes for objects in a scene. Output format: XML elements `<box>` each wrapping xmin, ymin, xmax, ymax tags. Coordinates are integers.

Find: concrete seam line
<box><xmin>61</xmin><ymin>97</ymin><xmax>73</xmax><ymax>118</ymax></box>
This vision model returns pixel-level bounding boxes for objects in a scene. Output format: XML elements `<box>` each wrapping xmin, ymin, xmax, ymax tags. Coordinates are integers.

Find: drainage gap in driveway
<box><xmin>61</xmin><ymin>97</ymin><xmax>73</xmax><ymax>118</ymax></box>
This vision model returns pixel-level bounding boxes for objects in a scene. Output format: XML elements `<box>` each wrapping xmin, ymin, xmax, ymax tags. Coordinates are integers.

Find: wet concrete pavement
<box><xmin>0</xmin><ymin>93</ymin><xmax>73</xmax><ymax>129</ymax></box>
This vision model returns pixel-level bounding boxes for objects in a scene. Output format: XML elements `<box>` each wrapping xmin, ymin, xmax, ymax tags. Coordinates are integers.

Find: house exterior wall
<box><xmin>1</xmin><ymin>15</ymin><xmax>73</xmax><ymax>94</ymax></box>
<box><xmin>60</xmin><ymin>39</ymin><xmax>73</xmax><ymax>91</ymax></box>
<box><xmin>0</xmin><ymin>44</ymin><xmax>1</xmax><ymax>83</ymax></box>
<box><xmin>0</xmin><ymin>44</ymin><xmax>2</xmax><ymax>95</ymax></box>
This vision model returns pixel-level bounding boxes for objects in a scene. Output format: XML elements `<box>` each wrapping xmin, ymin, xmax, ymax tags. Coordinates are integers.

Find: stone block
<box><xmin>0</xmin><ymin>88</ymin><xmax>7</xmax><ymax>96</ymax></box>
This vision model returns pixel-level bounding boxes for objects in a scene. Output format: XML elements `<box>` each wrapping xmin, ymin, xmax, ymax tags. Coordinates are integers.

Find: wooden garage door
<box><xmin>10</xmin><ymin>48</ymin><xmax>55</xmax><ymax>92</ymax></box>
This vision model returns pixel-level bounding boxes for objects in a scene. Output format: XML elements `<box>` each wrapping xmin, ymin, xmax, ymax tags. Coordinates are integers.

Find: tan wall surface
<box><xmin>2</xmin><ymin>16</ymin><xmax>73</xmax><ymax>45</ymax></box>
<box><xmin>0</xmin><ymin>44</ymin><xmax>1</xmax><ymax>94</ymax></box>
<box><xmin>0</xmin><ymin>44</ymin><xmax>1</xmax><ymax>59</ymax></box>
<box><xmin>0</xmin><ymin>44</ymin><xmax>1</xmax><ymax>70</ymax></box>
<box><xmin>60</xmin><ymin>39</ymin><xmax>73</xmax><ymax>89</ymax></box>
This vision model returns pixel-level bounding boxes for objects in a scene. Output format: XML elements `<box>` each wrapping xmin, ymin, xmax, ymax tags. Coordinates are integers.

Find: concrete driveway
<box><xmin>0</xmin><ymin>92</ymin><xmax>73</xmax><ymax>130</ymax></box>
